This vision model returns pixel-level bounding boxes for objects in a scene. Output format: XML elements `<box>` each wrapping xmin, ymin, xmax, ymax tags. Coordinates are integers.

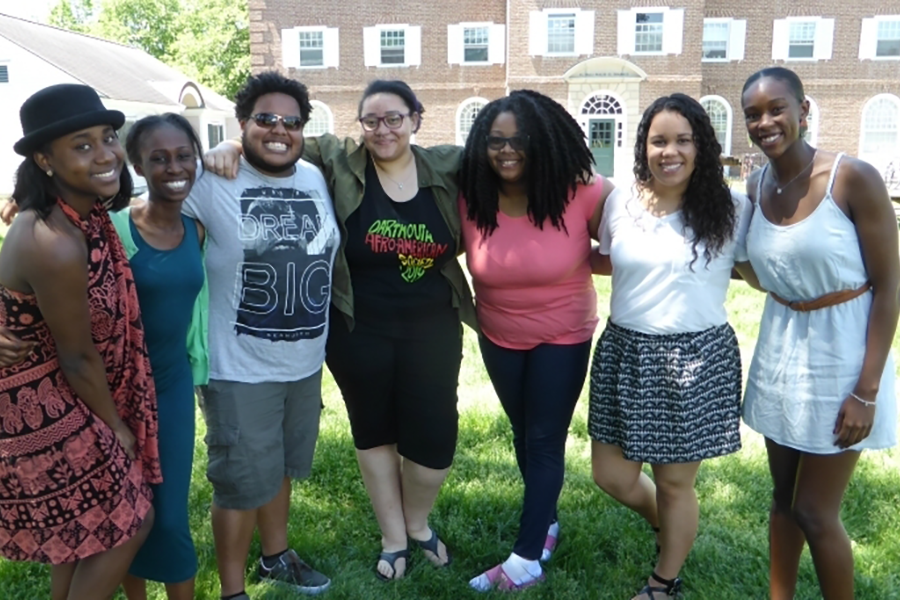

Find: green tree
<box><xmin>170</xmin><ymin>0</ymin><xmax>250</xmax><ymax>100</ymax></box>
<box><xmin>94</xmin><ymin>0</ymin><xmax>182</xmax><ymax>60</ymax></box>
<box><xmin>47</xmin><ymin>0</ymin><xmax>94</xmax><ymax>33</ymax></box>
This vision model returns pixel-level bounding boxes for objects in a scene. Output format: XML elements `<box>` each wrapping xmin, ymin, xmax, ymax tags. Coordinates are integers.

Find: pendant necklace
<box><xmin>772</xmin><ymin>150</ymin><xmax>816</xmax><ymax>194</ymax></box>
<box><xmin>375</xmin><ymin>162</ymin><xmax>414</xmax><ymax>190</ymax></box>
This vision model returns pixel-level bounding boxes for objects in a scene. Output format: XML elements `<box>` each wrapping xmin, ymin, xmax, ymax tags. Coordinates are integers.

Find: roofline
<box><xmin>0</xmin><ymin>12</ymin><xmax>137</xmax><ymax>51</ymax></box>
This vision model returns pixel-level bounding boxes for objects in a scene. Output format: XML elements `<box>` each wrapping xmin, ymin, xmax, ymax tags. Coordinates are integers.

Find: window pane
<box><xmin>547</xmin><ymin>14</ymin><xmax>575</xmax><ymax>53</ymax></box>
<box><xmin>702</xmin><ymin>22</ymin><xmax>729</xmax><ymax>59</ymax></box>
<box><xmin>306</xmin><ymin>104</ymin><xmax>331</xmax><ymax>136</ymax></box>
<box><xmin>458</xmin><ymin>100</ymin><xmax>486</xmax><ymax>144</ymax></box>
<box><xmin>0</xmin><ymin>65</ymin><xmax>8</xmax><ymax>83</ymax></box>
<box><xmin>300</xmin><ymin>49</ymin><xmax>324</xmax><ymax>67</ymax></box>
<box><xmin>702</xmin><ymin>100</ymin><xmax>728</xmax><ymax>151</ymax></box>
<box><xmin>207</xmin><ymin>124</ymin><xmax>224</xmax><ymax>149</ymax></box>
<box><xmin>862</xmin><ymin>98</ymin><xmax>899</xmax><ymax>154</ymax></box>
<box><xmin>381</xmin><ymin>29</ymin><xmax>405</xmax><ymax>64</ymax></box>
<box><xmin>788</xmin><ymin>21</ymin><xmax>816</xmax><ymax>58</ymax></box>
<box><xmin>635</xmin><ymin>13</ymin><xmax>663</xmax><ymax>53</ymax></box>
<box><xmin>464</xmin><ymin>47</ymin><xmax>489</xmax><ymax>62</ymax></box>
<box><xmin>876</xmin><ymin>39</ymin><xmax>900</xmax><ymax>57</ymax></box>
<box><xmin>463</xmin><ymin>26</ymin><xmax>489</xmax><ymax>62</ymax></box>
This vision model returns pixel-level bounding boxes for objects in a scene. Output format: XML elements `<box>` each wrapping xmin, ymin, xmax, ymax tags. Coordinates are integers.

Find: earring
<box><xmin>46</xmin><ymin>169</ymin><xmax>53</xmax><ymax>177</ymax></box>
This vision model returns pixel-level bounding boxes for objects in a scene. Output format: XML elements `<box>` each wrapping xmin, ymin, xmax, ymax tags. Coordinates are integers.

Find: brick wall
<box><xmin>250</xmin><ymin>0</ymin><xmax>900</xmax><ymax>174</ymax></box>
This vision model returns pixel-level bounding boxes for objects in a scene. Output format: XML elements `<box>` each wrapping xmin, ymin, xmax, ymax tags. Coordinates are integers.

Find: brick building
<box><xmin>249</xmin><ymin>0</ymin><xmax>900</xmax><ymax>183</ymax></box>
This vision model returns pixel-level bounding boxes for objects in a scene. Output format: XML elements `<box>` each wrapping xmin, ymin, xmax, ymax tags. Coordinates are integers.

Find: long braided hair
<box><xmin>633</xmin><ymin>93</ymin><xmax>736</xmax><ymax>267</ymax></box>
<box><xmin>460</xmin><ymin>90</ymin><xmax>594</xmax><ymax>236</ymax></box>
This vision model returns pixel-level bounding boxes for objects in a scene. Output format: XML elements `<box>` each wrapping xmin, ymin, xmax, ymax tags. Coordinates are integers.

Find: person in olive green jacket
<box><xmin>206</xmin><ymin>79</ymin><xmax>477</xmax><ymax>582</ymax></box>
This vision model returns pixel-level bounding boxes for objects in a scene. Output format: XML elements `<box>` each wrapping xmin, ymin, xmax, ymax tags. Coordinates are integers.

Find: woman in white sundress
<box><xmin>741</xmin><ymin>66</ymin><xmax>899</xmax><ymax>600</ymax></box>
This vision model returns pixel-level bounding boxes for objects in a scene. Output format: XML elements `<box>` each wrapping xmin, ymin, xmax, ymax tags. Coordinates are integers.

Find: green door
<box><xmin>589</xmin><ymin>119</ymin><xmax>615</xmax><ymax>177</ymax></box>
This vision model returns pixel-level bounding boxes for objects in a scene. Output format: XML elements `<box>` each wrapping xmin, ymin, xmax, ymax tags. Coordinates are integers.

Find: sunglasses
<box><xmin>486</xmin><ymin>135</ymin><xmax>529</xmax><ymax>152</ymax></box>
<box><xmin>359</xmin><ymin>113</ymin><xmax>410</xmax><ymax>132</ymax></box>
<box><xmin>250</xmin><ymin>113</ymin><xmax>305</xmax><ymax>131</ymax></box>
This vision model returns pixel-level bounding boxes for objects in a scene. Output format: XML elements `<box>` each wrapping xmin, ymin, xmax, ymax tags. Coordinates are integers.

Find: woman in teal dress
<box><xmin>116</xmin><ymin>113</ymin><xmax>208</xmax><ymax>600</ymax></box>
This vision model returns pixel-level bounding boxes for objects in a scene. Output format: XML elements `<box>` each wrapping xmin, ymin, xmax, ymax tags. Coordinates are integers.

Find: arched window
<box><xmin>456</xmin><ymin>97</ymin><xmax>488</xmax><ymax>145</ymax></box>
<box><xmin>306</xmin><ymin>100</ymin><xmax>334</xmax><ymax>136</ymax></box>
<box><xmin>860</xmin><ymin>95</ymin><xmax>900</xmax><ymax>156</ymax></box>
<box><xmin>805</xmin><ymin>96</ymin><xmax>819</xmax><ymax>147</ymax></box>
<box><xmin>580</xmin><ymin>92</ymin><xmax>625</xmax><ymax>149</ymax></box>
<box><xmin>699</xmin><ymin>95</ymin><xmax>733</xmax><ymax>156</ymax></box>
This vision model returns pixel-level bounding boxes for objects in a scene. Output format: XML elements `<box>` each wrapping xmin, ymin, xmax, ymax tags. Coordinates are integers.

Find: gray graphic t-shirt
<box><xmin>183</xmin><ymin>157</ymin><xmax>339</xmax><ymax>383</ymax></box>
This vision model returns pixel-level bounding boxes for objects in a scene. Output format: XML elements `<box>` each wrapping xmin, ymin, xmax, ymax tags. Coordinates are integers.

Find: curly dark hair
<box><xmin>633</xmin><ymin>93</ymin><xmax>735</xmax><ymax>267</ymax></box>
<box><xmin>233</xmin><ymin>71</ymin><xmax>312</xmax><ymax>125</ymax></box>
<box><xmin>460</xmin><ymin>90</ymin><xmax>594</xmax><ymax>236</ymax></box>
<box><xmin>13</xmin><ymin>135</ymin><xmax>133</xmax><ymax>220</ymax></box>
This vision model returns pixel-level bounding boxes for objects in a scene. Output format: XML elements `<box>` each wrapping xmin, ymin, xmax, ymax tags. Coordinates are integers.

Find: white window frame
<box><xmin>281</xmin><ymin>26</ymin><xmax>339</xmax><ymax>70</ymax></box>
<box><xmin>633</xmin><ymin>9</ymin><xmax>666</xmax><ymax>55</ymax></box>
<box><xmin>447</xmin><ymin>22</ymin><xmax>506</xmax><ymax>65</ymax></box>
<box><xmin>859</xmin><ymin>94</ymin><xmax>900</xmax><ymax>159</ymax></box>
<box><xmin>699</xmin><ymin>95</ymin><xmax>733</xmax><ymax>157</ymax></box>
<box><xmin>305</xmin><ymin>100</ymin><xmax>334</xmax><ymax>137</ymax></box>
<box><xmin>859</xmin><ymin>16</ymin><xmax>900</xmax><ymax>61</ymax></box>
<box><xmin>805</xmin><ymin>96</ymin><xmax>819</xmax><ymax>147</ymax></box>
<box><xmin>772</xmin><ymin>17</ymin><xmax>834</xmax><ymax>62</ymax></box>
<box><xmin>617</xmin><ymin>7</ymin><xmax>684</xmax><ymax>57</ymax></box>
<box><xmin>456</xmin><ymin>97</ymin><xmax>489</xmax><ymax>146</ymax></box>
<box><xmin>206</xmin><ymin>122</ymin><xmax>225</xmax><ymax>151</ymax></box>
<box><xmin>701</xmin><ymin>18</ymin><xmax>746</xmax><ymax>62</ymax></box>
<box><xmin>528</xmin><ymin>8</ymin><xmax>595</xmax><ymax>57</ymax></box>
<box><xmin>364</xmin><ymin>24</ymin><xmax>422</xmax><ymax>68</ymax></box>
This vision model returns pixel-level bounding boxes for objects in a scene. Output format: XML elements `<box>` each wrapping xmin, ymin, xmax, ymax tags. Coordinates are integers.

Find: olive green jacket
<box><xmin>302</xmin><ymin>134</ymin><xmax>478</xmax><ymax>331</ymax></box>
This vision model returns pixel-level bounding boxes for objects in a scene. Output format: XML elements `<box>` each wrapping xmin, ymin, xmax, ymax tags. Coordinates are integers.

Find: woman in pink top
<box><xmin>460</xmin><ymin>90</ymin><xmax>612</xmax><ymax>591</ymax></box>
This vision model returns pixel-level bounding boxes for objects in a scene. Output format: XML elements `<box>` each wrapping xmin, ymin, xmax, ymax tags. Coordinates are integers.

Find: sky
<box><xmin>0</xmin><ymin>0</ymin><xmax>56</xmax><ymax>23</ymax></box>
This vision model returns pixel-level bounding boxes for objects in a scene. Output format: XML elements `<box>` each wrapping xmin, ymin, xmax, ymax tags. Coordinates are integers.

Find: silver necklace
<box><xmin>375</xmin><ymin>162</ymin><xmax>415</xmax><ymax>190</ymax></box>
<box><xmin>772</xmin><ymin>151</ymin><xmax>816</xmax><ymax>194</ymax></box>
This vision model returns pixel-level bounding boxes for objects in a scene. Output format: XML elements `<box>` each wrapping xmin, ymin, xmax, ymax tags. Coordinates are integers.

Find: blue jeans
<box><xmin>479</xmin><ymin>336</ymin><xmax>591</xmax><ymax>560</ymax></box>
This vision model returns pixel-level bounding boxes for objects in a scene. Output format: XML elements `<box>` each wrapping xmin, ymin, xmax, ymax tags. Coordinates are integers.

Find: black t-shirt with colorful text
<box><xmin>344</xmin><ymin>160</ymin><xmax>456</xmax><ymax>334</ymax></box>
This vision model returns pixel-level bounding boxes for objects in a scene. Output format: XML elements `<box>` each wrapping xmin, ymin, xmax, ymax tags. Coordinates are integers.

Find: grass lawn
<box><xmin>1</xmin><ymin>278</ymin><xmax>899</xmax><ymax>599</ymax></box>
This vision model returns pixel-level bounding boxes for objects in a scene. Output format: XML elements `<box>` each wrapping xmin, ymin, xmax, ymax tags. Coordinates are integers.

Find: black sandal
<box><xmin>636</xmin><ymin>571</ymin><xmax>683</xmax><ymax>599</ymax></box>
<box><xmin>412</xmin><ymin>529</ymin><xmax>452</xmax><ymax>567</ymax></box>
<box><xmin>375</xmin><ymin>548</ymin><xmax>409</xmax><ymax>581</ymax></box>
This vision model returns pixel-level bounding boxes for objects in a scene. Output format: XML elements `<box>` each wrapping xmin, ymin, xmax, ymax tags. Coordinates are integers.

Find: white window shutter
<box><xmin>448</xmin><ymin>24</ymin><xmax>463</xmax><ymax>64</ymax></box>
<box><xmin>814</xmin><ymin>18</ymin><xmax>834</xmax><ymax>60</ymax></box>
<box><xmin>489</xmin><ymin>24</ymin><xmax>506</xmax><ymax>64</ymax></box>
<box><xmin>772</xmin><ymin>19</ymin><xmax>790</xmax><ymax>60</ymax></box>
<box><xmin>663</xmin><ymin>9</ymin><xmax>684</xmax><ymax>55</ymax></box>
<box><xmin>528</xmin><ymin>11</ymin><xmax>546</xmax><ymax>56</ymax></box>
<box><xmin>407</xmin><ymin>26</ymin><xmax>422</xmax><ymax>66</ymax></box>
<box><xmin>281</xmin><ymin>29</ymin><xmax>300</xmax><ymax>69</ymax></box>
<box><xmin>859</xmin><ymin>18</ymin><xmax>878</xmax><ymax>60</ymax></box>
<box><xmin>574</xmin><ymin>10</ymin><xmax>595</xmax><ymax>56</ymax></box>
<box><xmin>730</xmin><ymin>19</ymin><xmax>746</xmax><ymax>61</ymax></box>
<box><xmin>323</xmin><ymin>28</ymin><xmax>339</xmax><ymax>68</ymax></box>
<box><xmin>617</xmin><ymin>10</ymin><xmax>633</xmax><ymax>56</ymax></box>
<box><xmin>363</xmin><ymin>26</ymin><xmax>380</xmax><ymax>67</ymax></box>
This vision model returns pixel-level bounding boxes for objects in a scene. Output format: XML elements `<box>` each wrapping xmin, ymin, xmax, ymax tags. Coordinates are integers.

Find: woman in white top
<box><xmin>589</xmin><ymin>94</ymin><xmax>758</xmax><ymax>599</ymax></box>
<box><xmin>741</xmin><ymin>67</ymin><xmax>898</xmax><ymax>600</ymax></box>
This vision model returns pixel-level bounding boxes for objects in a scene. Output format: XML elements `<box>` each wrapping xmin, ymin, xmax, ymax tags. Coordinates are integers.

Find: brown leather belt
<box><xmin>770</xmin><ymin>282</ymin><xmax>872</xmax><ymax>312</ymax></box>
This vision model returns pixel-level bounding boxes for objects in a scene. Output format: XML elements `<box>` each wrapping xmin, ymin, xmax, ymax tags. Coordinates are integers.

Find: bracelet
<box><xmin>849</xmin><ymin>392</ymin><xmax>877</xmax><ymax>407</ymax></box>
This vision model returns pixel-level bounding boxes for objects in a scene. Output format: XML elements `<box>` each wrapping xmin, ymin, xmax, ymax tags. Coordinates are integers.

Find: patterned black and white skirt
<box><xmin>588</xmin><ymin>320</ymin><xmax>742</xmax><ymax>464</ymax></box>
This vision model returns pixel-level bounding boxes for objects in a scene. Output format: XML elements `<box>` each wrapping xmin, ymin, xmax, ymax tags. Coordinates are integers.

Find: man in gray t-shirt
<box><xmin>184</xmin><ymin>72</ymin><xmax>338</xmax><ymax>599</ymax></box>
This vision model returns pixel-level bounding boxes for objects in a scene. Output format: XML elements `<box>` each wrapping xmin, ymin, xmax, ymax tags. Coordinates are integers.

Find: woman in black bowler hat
<box><xmin>0</xmin><ymin>83</ymin><xmax>162</xmax><ymax>600</ymax></box>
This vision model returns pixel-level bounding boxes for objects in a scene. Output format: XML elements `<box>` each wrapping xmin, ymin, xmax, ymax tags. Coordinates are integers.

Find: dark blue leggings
<box><xmin>478</xmin><ymin>336</ymin><xmax>591</xmax><ymax>560</ymax></box>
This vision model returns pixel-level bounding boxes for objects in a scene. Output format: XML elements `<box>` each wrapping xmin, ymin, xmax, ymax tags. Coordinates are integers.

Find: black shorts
<box><xmin>325</xmin><ymin>309</ymin><xmax>462</xmax><ymax>470</ymax></box>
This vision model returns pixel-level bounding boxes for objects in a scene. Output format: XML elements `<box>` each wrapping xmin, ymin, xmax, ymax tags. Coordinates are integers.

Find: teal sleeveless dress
<box><xmin>127</xmin><ymin>214</ymin><xmax>204</xmax><ymax>583</ymax></box>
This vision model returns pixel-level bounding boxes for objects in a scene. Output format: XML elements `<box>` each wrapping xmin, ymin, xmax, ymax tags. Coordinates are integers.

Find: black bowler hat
<box><xmin>14</xmin><ymin>84</ymin><xmax>125</xmax><ymax>156</ymax></box>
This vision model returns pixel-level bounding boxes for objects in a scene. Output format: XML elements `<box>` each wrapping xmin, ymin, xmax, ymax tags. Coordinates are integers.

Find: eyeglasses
<box><xmin>359</xmin><ymin>113</ymin><xmax>410</xmax><ymax>132</ymax></box>
<box><xmin>250</xmin><ymin>113</ymin><xmax>305</xmax><ymax>131</ymax></box>
<box><xmin>486</xmin><ymin>135</ymin><xmax>529</xmax><ymax>152</ymax></box>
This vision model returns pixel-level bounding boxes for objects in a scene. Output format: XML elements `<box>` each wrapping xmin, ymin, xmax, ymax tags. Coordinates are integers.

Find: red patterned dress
<box><xmin>0</xmin><ymin>199</ymin><xmax>161</xmax><ymax>564</ymax></box>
